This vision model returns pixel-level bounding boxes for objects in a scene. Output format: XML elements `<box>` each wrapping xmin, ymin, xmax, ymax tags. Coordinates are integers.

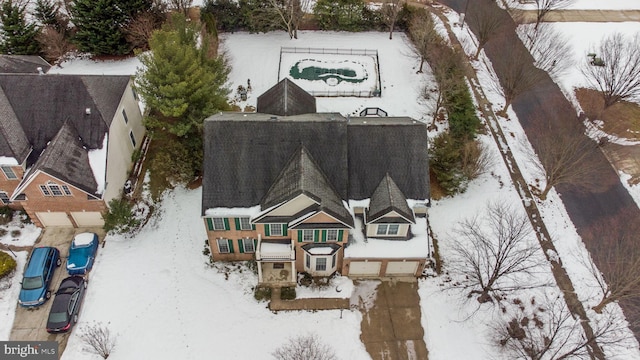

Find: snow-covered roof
<box><xmin>344</xmin><ymin>217</ymin><xmax>430</xmax><ymax>259</ymax></box>
<box><xmin>204</xmin><ymin>205</ymin><xmax>262</xmax><ymax>218</ymax></box>
<box><xmin>88</xmin><ymin>134</ymin><xmax>107</xmax><ymax>194</ymax></box>
<box><xmin>260</xmin><ymin>241</ymin><xmax>291</xmax><ymax>254</ymax></box>
<box><xmin>0</xmin><ymin>156</ymin><xmax>18</xmax><ymax>166</ymax></box>
<box><xmin>307</xmin><ymin>246</ymin><xmax>335</xmax><ymax>255</ymax></box>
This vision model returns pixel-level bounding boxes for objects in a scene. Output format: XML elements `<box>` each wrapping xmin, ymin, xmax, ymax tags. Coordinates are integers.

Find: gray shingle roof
<box><xmin>367</xmin><ymin>174</ymin><xmax>415</xmax><ymax>224</ymax></box>
<box><xmin>202</xmin><ymin>112</ymin><xmax>430</xmax><ymax>215</ymax></box>
<box><xmin>0</xmin><ymin>55</ymin><xmax>51</xmax><ymax>74</ymax></box>
<box><xmin>0</xmin><ymin>74</ymin><xmax>130</xmax><ymax>195</ymax></box>
<box><xmin>202</xmin><ymin>113</ymin><xmax>349</xmax><ymax>212</ymax></box>
<box><xmin>27</xmin><ymin>122</ymin><xmax>99</xmax><ymax>196</ymax></box>
<box><xmin>261</xmin><ymin>146</ymin><xmax>353</xmax><ymax>226</ymax></box>
<box><xmin>257</xmin><ymin>78</ymin><xmax>316</xmax><ymax>116</ymax></box>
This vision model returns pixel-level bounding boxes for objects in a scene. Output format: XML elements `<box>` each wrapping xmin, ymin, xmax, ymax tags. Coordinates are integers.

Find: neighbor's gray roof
<box><xmin>257</xmin><ymin>78</ymin><xmax>316</xmax><ymax>116</ymax></box>
<box><xmin>0</xmin><ymin>55</ymin><xmax>51</xmax><ymax>74</ymax></box>
<box><xmin>367</xmin><ymin>174</ymin><xmax>415</xmax><ymax>224</ymax></box>
<box><xmin>0</xmin><ymin>74</ymin><xmax>130</xmax><ymax>196</ymax></box>
<box><xmin>24</xmin><ymin>122</ymin><xmax>99</xmax><ymax>196</ymax></box>
<box><xmin>0</xmin><ymin>74</ymin><xmax>129</xmax><ymax>165</ymax></box>
<box><xmin>202</xmin><ymin>112</ymin><xmax>430</xmax><ymax>215</ymax></box>
<box><xmin>261</xmin><ymin>146</ymin><xmax>353</xmax><ymax>226</ymax></box>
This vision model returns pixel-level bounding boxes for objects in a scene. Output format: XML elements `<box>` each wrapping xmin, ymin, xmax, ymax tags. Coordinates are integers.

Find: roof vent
<box><xmin>270</xmin><ymin>116</ymin><xmax>277</xmax><ymax>121</ymax></box>
<box><xmin>85</xmin><ymin>108</ymin><xmax>91</xmax><ymax>115</ymax></box>
<box><xmin>37</xmin><ymin>67</ymin><xmax>44</xmax><ymax>75</ymax></box>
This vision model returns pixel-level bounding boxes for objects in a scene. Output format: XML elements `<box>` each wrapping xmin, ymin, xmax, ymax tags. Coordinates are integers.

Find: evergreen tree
<box><xmin>0</xmin><ymin>0</ymin><xmax>40</xmax><ymax>55</ymax></box>
<box><xmin>34</xmin><ymin>0</ymin><xmax>62</xmax><ymax>30</ymax></box>
<box><xmin>69</xmin><ymin>0</ymin><xmax>152</xmax><ymax>55</ymax></box>
<box><xmin>136</xmin><ymin>14</ymin><xmax>230</xmax><ymax>185</ymax></box>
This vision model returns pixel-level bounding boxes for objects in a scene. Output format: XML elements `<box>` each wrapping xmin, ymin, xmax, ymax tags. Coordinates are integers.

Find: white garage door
<box><xmin>71</xmin><ymin>212</ymin><xmax>104</xmax><ymax>227</ymax></box>
<box><xmin>385</xmin><ymin>261</ymin><xmax>419</xmax><ymax>276</ymax></box>
<box><xmin>36</xmin><ymin>212</ymin><xmax>73</xmax><ymax>227</ymax></box>
<box><xmin>348</xmin><ymin>261</ymin><xmax>381</xmax><ymax>277</ymax></box>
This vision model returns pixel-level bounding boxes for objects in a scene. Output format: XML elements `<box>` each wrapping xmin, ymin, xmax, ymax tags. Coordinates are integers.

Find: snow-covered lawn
<box><xmin>61</xmin><ymin>187</ymin><xmax>368</xmax><ymax>360</ymax></box>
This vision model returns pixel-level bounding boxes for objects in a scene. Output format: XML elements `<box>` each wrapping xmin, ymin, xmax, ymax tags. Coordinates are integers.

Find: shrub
<box><xmin>0</xmin><ymin>251</ymin><xmax>17</xmax><ymax>280</ymax></box>
<box><xmin>0</xmin><ymin>229</ymin><xmax>7</xmax><ymax>237</ymax></box>
<box><xmin>429</xmin><ymin>132</ymin><xmax>467</xmax><ymax>195</ymax></box>
<box><xmin>10</xmin><ymin>230</ymin><xmax>20</xmax><ymax>238</ymax></box>
<box><xmin>80</xmin><ymin>322</ymin><xmax>116</xmax><ymax>359</ymax></box>
<box><xmin>18</xmin><ymin>210</ymin><xmax>31</xmax><ymax>224</ymax></box>
<box><xmin>103</xmin><ymin>198</ymin><xmax>140</xmax><ymax>234</ymax></box>
<box><xmin>0</xmin><ymin>206</ymin><xmax>13</xmax><ymax>225</ymax></box>
<box><xmin>254</xmin><ymin>286</ymin><xmax>272</xmax><ymax>301</ymax></box>
<box><xmin>280</xmin><ymin>286</ymin><xmax>296</xmax><ymax>300</ymax></box>
<box><xmin>314</xmin><ymin>0</ymin><xmax>382</xmax><ymax>31</ymax></box>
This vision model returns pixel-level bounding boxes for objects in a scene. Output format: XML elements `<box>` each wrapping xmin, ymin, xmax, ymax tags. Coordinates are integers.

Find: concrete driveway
<box><xmin>9</xmin><ymin>227</ymin><xmax>105</xmax><ymax>354</ymax></box>
<box><xmin>354</xmin><ymin>278</ymin><xmax>429</xmax><ymax>360</ymax></box>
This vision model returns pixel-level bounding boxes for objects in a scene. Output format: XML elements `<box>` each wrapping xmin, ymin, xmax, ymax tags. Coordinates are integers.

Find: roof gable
<box><xmin>257</xmin><ymin>78</ymin><xmax>316</xmax><ymax>116</ymax></box>
<box><xmin>261</xmin><ymin>146</ymin><xmax>353</xmax><ymax>226</ymax></box>
<box><xmin>367</xmin><ymin>174</ymin><xmax>415</xmax><ymax>224</ymax></box>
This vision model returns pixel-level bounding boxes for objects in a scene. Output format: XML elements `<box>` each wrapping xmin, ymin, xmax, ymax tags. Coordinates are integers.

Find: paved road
<box><xmin>438</xmin><ymin>0</ymin><xmax>640</xmax><ymax>337</ymax></box>
<box><xmin>512</xmin><ymin>9</ymin><xmax>640</xmax><ymax>23</ymax></box>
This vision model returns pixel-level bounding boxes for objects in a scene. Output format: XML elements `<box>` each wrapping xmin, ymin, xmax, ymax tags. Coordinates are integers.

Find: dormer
<box><xmin>365</xmin><ymin>174</ymin><xmax>415</xmax><ymax>240</ymax></box>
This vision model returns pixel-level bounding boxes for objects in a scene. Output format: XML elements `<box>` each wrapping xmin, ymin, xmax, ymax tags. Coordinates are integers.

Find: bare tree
<box><xmin>517</xmin><ymin>23</ymin><xmax>573</xmax><ymax>80</ymax></box>
<box><xmin>272</xmin><ymin>334</ymin><xmax>337</xmax><ymax>360</ymax></box>
<box><xmin>268</xmin><ymin>0</ymin><xmax>310</xmax><ymax>39</ymax></box>
<box><xmin>494</xmin><ymin>294</ymin><xmax>628</xmax><ymax>360</ymax></box>
<box><xmin>582</xmin><ymin>32</ymin><xmax>640</xmax><ymax>108</ymax></box>
<box><xmin>168</xmin><ymin>0</ymin><xmax>193</xmax><ymax>16</ymax></box>
<box><xmin>80</xmin><ymin>322</ymin><xmax>116</xmax><ymax>359</ymax></box>
<box><xmin>490</xmin><ymin>39</ymin><xmax>547</xmax><ymax>113</ymax></box>
<box><xmin>380</xmin><ymin>0</ymin><xmax>404</xmax><ymax>40</ymax></box>
<box><xmin>423</xmin><ymin>46</ymin><xmax>464</xmax><ymax>124</ymax></box>
<box><xmin>533</xmin><ymin>0</ymin><xmax>575</xmax><ymax>29</ymax></box>
<box><xmin>526</xmin><ymin>112</ymin><xmax>606</xmax><ymax>200</ymax></box>
<box><xmin>581</xmin><ymin>210</ymin><xmax>640</xmax><ymax>315</ymax></box>
<box><xmin>460</xmin><ymin>139</ymin><xmax>495</xmax><ymax>180</ymax></box>
<box><xmin>407</xmin><ymin>9</ymin><xmax>441</xmax><ymax>73</ymax></box>
<box><xmin>467</xmin><ymin>3</ymin><xmax>505</xmax><ymax>60</ymax></box>
<box><xmin>124</xmin><ymin>12</ymin><xmax>159</xmax><ymax>51</ymax></box>
<box><xmin>449</xmin><ymin>201</ymin><xmax>541</xmax><ymax>303</ymax></box>
<box><xmin>36</xmin><ymin>25</ymin><xmax>73</xmax><ymax>63</ymax></box>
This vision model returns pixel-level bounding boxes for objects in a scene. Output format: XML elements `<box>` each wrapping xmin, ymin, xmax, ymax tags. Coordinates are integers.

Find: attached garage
<box><xmin>385</xmin><ymin>261</ymin><xmax>419</xmax><ymax>276</ymax></box>
<box><xmin>71</xmin><ymin>212</ymin><xmax>105</xmax><ymax>227</ymax></box>
<box><xmin>36</xmin><ymin>212</ymin><xmax>73</xmax><ymax>227</ymax></box>
<box><xmin>348</xmin><ymin>261</ymin><xmax>381</xmax><ymax>277</ymax></box>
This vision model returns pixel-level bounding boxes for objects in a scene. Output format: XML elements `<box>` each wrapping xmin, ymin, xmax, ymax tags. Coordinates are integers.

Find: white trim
<box><xmin>366</xmin><ymin>209</ymin><xmax>416</xmax><ymax>225</ymax></box>
<box><xmin>216</xmin><ymin>238</ymin><xmax>230</xmax><ymax>253</ymax></box>
<box><xmin>239</xmin><ymin>217</ymin><xmax>252</xmax><ymax>230</ymax></box>
<box><xmin>289</xmin><ymin>210</ymin><xmax>354</xmax><ymax>229</ymax></box>
<box><xmin>11</xmin><ymin>170</ymin><xmax>100</xmax><ymax>201</ymax></box>
<box><xmin>253</xmin><ymin>194</ymin><xmax>319</xmax><ymax>222</ymax></box>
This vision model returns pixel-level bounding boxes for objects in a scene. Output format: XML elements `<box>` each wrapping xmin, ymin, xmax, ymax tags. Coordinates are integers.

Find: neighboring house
<box><xmin>0</xmin><ymin>55</ymin><xmax>51</xmax><ymax>74</ymax></box>
<box><xmin>0</xmin><ymin>74</ymin><xmax>145</xmax><ymax>227</ymax></box>
<box><xmin>201</xmin><ymin>80</ymin><xmax>430</xmax><ymax>285</ymax></box>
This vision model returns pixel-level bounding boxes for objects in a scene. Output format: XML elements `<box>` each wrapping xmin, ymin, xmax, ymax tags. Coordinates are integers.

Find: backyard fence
<box><xmin>308</xmin><ymin>90</ymin><xmax>381</xmax><ymax>98</ymax></box>
<box><xmin>281</xmin><ymin>47</ymin><xmax>378</xmax><ymax>56</ymax></box>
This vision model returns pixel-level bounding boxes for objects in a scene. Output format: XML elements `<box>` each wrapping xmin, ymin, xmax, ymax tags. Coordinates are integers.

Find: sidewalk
<box><xmin>268</xmin><ymin>287</ymin><xmax>349</xmax><ymax>311</ymax></box>
<box><xmin>508</xmin><ymin>9</ymin><xmax>640</xmax><ymax>23</ymax></box>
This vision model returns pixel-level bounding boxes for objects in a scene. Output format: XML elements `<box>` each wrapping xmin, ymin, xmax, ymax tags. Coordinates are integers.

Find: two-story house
<box><xmin>0</xmin><ymin>74</ymin><xmax>145</xmax><ymax>227</ymax></box>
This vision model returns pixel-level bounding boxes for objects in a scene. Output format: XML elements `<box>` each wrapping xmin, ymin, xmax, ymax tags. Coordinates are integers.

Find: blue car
<box><xmin>19</xmin><ymin>247</ymin><xmax>61</xmax><ymax>307</ymax></box>
<box><xmin>66</xmin><ymin>233</ymin><xmax>99</xmax><ymax>275</ymax></box>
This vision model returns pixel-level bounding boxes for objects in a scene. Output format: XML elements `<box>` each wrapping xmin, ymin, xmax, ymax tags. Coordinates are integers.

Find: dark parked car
<box><xmin>18</xmin><ymin>247</ymin><xmax>60</xmax><ymax>307</ymax></box>
<box><xmin>67</xmin><ymin>232</ymin><xmax>99</xmax><ymax>275</ymax></box>
<box><xmin>46</xmin><ymin>276</ymin><xmax>87</xmax><ymax>333</ymax></box>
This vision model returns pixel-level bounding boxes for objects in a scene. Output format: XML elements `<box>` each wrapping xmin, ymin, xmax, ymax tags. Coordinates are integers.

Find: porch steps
<box><xmin>269</xmin><ymin>288</ymin><xmax>350</xmax><ymax>311</ymax></box>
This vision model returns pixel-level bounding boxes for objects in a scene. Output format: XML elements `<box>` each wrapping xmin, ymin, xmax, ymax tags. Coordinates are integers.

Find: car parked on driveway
<box><xmin>67</xmin><ymin>232</ymin><xmax>99</xmax><ymax>275</ymax></box>
<box><xmin>18</xmin><ymin>247</ymin><xmax>61</xmax><ymax>307</ymax></box>
<box><xmin>46</xmin><ymin>276</ymin><xmax>87</xmax><ymax>333</ymax></box>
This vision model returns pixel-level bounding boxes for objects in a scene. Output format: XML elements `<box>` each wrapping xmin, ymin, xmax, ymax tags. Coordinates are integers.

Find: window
<box><xmin>326</xmin><ymin>229</ymin><xmax>338</xmax><ymax>241</ymax></box>
<box><xmin>316</xmin><ymin>258</ymin><xmax>327</xmax><ymax>271</ymax></box>
<box><xmin>377</xmin><ymin>224</ymin><xmax>400</xmax><ymax>235</ymax></box>
<box><xmin>1</xmin><ymin>165</ymin><xmax>17</xmax><ymax>180</ymax></box>
<box><xmin>217</xmin><ymin>239</ymin><xmax>231</xmax><ymax>253</ymax></box>
<box><xmin>303</xmin><ymin>229</ymin><xmax>314</xmax><ymax>242</ymax></box>
<box><xmin>132</xmin><ymin>87</ymin><xmax>138</xmax><ymax>100</ymax></box>
<box><xmin>269</xmin><ymin>224</ymin><xmax>283</xmax><ymax>236</ymax></box>
<box><xmin>40</xmin><ymin>182</ymin><xmax>71</xmax><ymax>197</ymax></box>
<box><xmin>0</xmin><ymin>192</ymin><xmax>9</xmax><ymax>204</ymax></box>
<box><xmin>212</xmin><ymin>218</ymin><xmax>226</xmax><ymax>230</ymax></box>
<box><xmin>242</xmin><ymin>238</ymin><xmax>255</xmax><ymax>253</ymax></box>
<box><xmin>239</xmin><ymin>217</ymin><xmax>252</xmax><ymax>230</ymax></box>
<box><xmin>122</xmin><ymin>109</ymin><xmax>129</xmax><ymax>124</ymax></box>
<box><xmin>305</xmin><ymin>254</ymin><xmax>310</xmax><ymax>268</ymax></box>
<box><xmin>273</xmin><ymin>263</ymin><xmax>284</xmax><ymax>269</ymax></box>
<box><xmin>129</xmin><ymin>130</ymin><xmax>136</xmax><ymax>147</ymax></box>
<box><xmin>332</xmin><ymin>254</ymin><xmax>336</xmax><ymax>268</ymax></box>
